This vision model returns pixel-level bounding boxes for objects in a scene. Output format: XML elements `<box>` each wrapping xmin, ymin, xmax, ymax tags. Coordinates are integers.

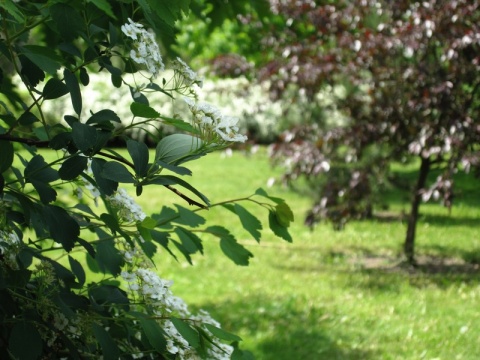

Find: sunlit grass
<box><xmin>35</xmin><ymin>147</ymin><xmax>480</xmax><ymax>359</ymax></box>
<box><xmin>135</xmin><ymin>148</ymin><xmax>480</xmax><ymax>360</ymax></box>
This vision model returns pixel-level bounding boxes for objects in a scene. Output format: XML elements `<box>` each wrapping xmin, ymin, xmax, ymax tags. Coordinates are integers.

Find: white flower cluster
<box><xmin>121</xmin><ymin>267</ymin><xmax>234</xmax><ymax>359</ymax></box>
<box><xmin>172</xmin><ymin>57</ymin><xmax>204</xmax><ymax>89</ymax></box>
<box><xmin>121</xmin><ymin>18</ymin><xmax>164</xmax><ymax>78</ymax></box>
<box><xmin>107</xmin><ymin>188</ymin><xmax>146</xmax><ymax>222</ymax></box>
<box><xmin>184</xmin><ymin>97</ymin><xmax>248</xmax><ymax>143</ymax></box>
<box><xmin>0</xmin><ymin>230</ymin><xmax>21</xmax><ymax>269</ymax></box>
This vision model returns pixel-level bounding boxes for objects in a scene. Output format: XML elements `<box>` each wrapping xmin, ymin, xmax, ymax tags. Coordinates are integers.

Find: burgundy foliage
<box><xmin>257</xmin><ymin>0</ymin><xmax>480</xmax><ymax>262</ymax></box>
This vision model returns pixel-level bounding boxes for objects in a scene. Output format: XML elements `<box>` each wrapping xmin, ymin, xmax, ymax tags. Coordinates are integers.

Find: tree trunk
<box><xmin>404</xmin><ymin>157</ymin><xmax>431</xmax><ymax>265</ymax></box>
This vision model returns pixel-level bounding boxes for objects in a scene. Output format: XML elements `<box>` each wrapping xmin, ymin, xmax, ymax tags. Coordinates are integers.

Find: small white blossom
<box><xmin>122</xmin><ymin>18</ymin><xmax>164</xmax><ymax>78</ymax></box>
<box><xmin>172</xmin><ymin>57</ymin><xmax>204</xmax><ymax>88</ymax></box>
<box><xmin>107</xmin><ymin>188</ymin><xmax>146</xmax><ymax>222</ymax></box>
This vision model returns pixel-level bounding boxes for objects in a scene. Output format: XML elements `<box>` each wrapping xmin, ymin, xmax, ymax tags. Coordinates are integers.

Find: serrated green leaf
<box><xmin>139</xmin><ymin>318</ymin><xmax>167</xmax><ymax>353</ymax></box>
<box><xmin>63</xmin><ymin>68</ymin><xmax>82</xmax><ymax>115</ymax></box>
<box><xmin>234</xmin><ymin>203</ymin><xmax>262</xmax><ymax>242</ymax></box>
<box><xmin>22</xmin><ymin>45</ymin><xmax>62</xmax><ymax>75</ymax></box>
<box><xmin>45</xmin><ymin>205</ymin><xmax>80</xmax><ymax>251</ymax></box>
<box><xmin>173</xmin><ymin>204</ymin><xmax>206</xmax><ymax>227</ymax></box>
<box><xmin>203</xmin><ymin>323</ymin><xmax>242</xmax><ymax>342</ymax></box>
<box><xmin>207</xmin><ymin>226</ymin><xmax>253</xmax><ymax>266</ymax></box>
<box><xmin>9</xmin><ymin>321</ymin><xmax>43</xmax><ymax>359</ymax></box>
<box><xmin>1</xmin><ymin>0</ymin><xmax>25</xmax><ymax>22</ymax></box>
<box><xmin>171</xmin><ymin>317</ymin><xmax>200</xmax><ymax>348</ymax></box>
<box><xmin>96</xmin><ymin>239</ymin><xmax>124</xmax><ymax>276</ymax></box>
<box><xmin>92</xmin><ymin>323</ymin><xmax>120</xmax><ymax>360</ymax></box>
<box><xmin>71</xmin><ymin>122</ymin><xmax>98</xmax><ymax>152</ymax></box>
<box><xmin>275</xmin><ymin>202</ymin><xmax>294</xmax><ymax>227</ymax></box>
<box><xmin>24</xmin><ymin>154</ymin><xmax>59</xmax><ymax>183</ymax></box>
<box><xmin>87</xmin><ymin>0</ymin><xmax>116</xmax><ymax>19</ymax></box>
<box><xmin>102</xmin><ymin>161</ymin><xmax>135</xmax><ymax>183</ymax></box>
<box><xmin>146</xmin><ymin>0</ymin><xmax>188</xmax><ymax>27</ymax></box>
<box><xmin>50</xmin><ymin>3</ymin><xmax>85</xmax><ymax>41</ymax></box>
<box><xmin>59</xmin><ymin>155</ymin><xmax>88</xmax><ymax>180</ymax></box>
<box><xmin>155</xmin><ymin>134</ymin><xmax>204</xmax><ymax>165</ymax></box>
<box><xmin>31</xmin><ymin>180</ymin><xmax>57</xmax><ymax>203</ymax></box>
<box><xmin>130</xmin><ymin>102</ymin><xmax>160</xmax><ymax>118</ymax></box>
<box><xmin>68</xmin><ymin>255</ymin><xmax>86</xmax><ymax>286</ymax></box>
<box><xmin>43</xmin><ymin>78</ymin><xmax>69</xmax><ymax>99</ymax></box>
<box><xmin>0</xmin><ymin>141</ymin><xmax>13</xmax><ymax>173</ymax></box>
<box><xmin>254</xmin><ymin>187</ymin><xmax>285</xmax><ymax>204</ymax></box>
<box><xmin>127</xmin><ymin>139</ymin><xmax>149</xmax><ymax>177</ymax></box>
<box><xmin>18</xmin><ymin>55</ymin><xmax>45</xmax><ymax>87</ymax></box>
<box><xmin>91</xmin><ymin>158</ymin><xmax>118</xmax><ymax>196</ymax></box>
<box><xmin>268</xmin><ymin>210</ymin><xmax>293</xmax><ymax>242</ymax></box>
<box><xmin>174</xmin><ymin>227</ymin><xmax>203</xmax><ymax>254</ymax></box>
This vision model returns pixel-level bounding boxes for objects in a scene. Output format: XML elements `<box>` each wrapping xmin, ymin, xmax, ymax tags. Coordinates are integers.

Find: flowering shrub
<box><xmin>0</xmin><ymin>1</ymin><xmax>293</xmax><ymax>359</ymax></box>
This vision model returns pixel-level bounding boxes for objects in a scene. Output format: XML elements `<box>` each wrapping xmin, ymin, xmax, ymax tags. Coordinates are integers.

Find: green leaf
<box><xmin>92</xmin><ymin>323</ymin><xmax>120</xmax><ymax>360</ymax></box>
<box><xmin>234</xmin><ymin>203</ymin><xmax>262</xmax><ymax>242</ymax></box>
<box><xmin>102</xmin><ymin>161</ymin><xmax>135</xmax><ymax>183</ymax></box>
<box><xmin>147</xmin><ymin>175</ymin><xmax>210</xmax><ymax>207</ymax></box>
<box><xmin>43</xmin><ymin>78</ymin><xmax>69</xmax><ymax>100</ymax></box>
<box><xmin>9</xmin><ymin>321</ymin><xmax>43</xmax><ymax>359</ymax></box>
<box><xmin>275</xmin><ymin>202</ymin><xmax>294</xmax><ymax>227</ymax></box>
<box><xmin>49</xmin><ymin>3</ymin><xmax>85</xmax><ymax>41</ymax></box>
<box><xmin>31</xmin><ymin>180</ymin><xmax>57</xmax><ymax>204</ymax></box>
<box><xmin>127</xmin><ymin>139</ymin><xmax>149</xmax><ymax>177</ymax></box>
<box><xmin>71</xmin><ymin>122</ymin><xmax>98</xmax><ymax>152</ymax></box>
<box><xmin>147</xmin><ymin>0</ymin><xmax>190</xmax><ymax>27</ymax></box>
<box><xmin>174</xmin><ymin>227</ymin><xmax>203</xmax><ymax>254</ymax></box>
<box><xmin>161</xmin><ymin>116</ymin><xmax>199</xmax><ymax>134</ymax></box>
<box><xmin>18</xmin><ymin>111</ymin><xmax>39</xmax><ymax>126</ymax></box>
<box><xmin>207</xmin><ymin>226</ymin><xmax>253</xmax><ymax>266</ymax></box>
<box><xmin>268</xmin><ymin>210</ymin><xmax>293</xmax><ymax>242</ymax></box>
<box><xmin>130</xmin><ymin>102</ymin><xmax>160</xmax><ymax>118</ymax></box>
<box><xmin>59</xmin><ymin>155</ymin><xmax>88</xmax><ymax>180</ymax></box>
<box><xmin>19</xmin><ymin>55</ymin><xmax>45</xmax><ymax>87</ymax></box>
<box><xmin>86</xmin><ymin>109</ymin><xmax>121</xmax><ymax>125</ymax></box>
<box><xmin>68</xmin><ymin>255</ymin><xmax>86</xmax><ymax>286</ymax></box>
<box><xmin>203</xmin><ymin>323</ymin><xmax>242</xmax><ymax>342</ymax></box>
<box><xmin>45</xmin><ymin>205</ymin><xmax>80</xmax><ymax>251</ymax></box>
<box><xmin>24</xmin><ymin>154</ymin><xmax>59</xmax><ymax>183</ymax></box>
<box><xmin>87</xmin><ymin>0</ymin><xmax>116</xmax><ymax>19</ymax></box>
<box><xmin>79</xmin><ymin>67</ymin><xmax>89</xmax><ymax>86</ymax></box>
<box><xmin>0</xmin><ymin>141</ymin><xmax>13</xmax><ymax>173</ymax></box>
<box><xmin>171</xmin><ymin>317</ymin><xmax>200</xmax><ymax>348</ymax></box>
<box><xmin>254</xmin><ymin>187</ymin><xmax>285</xmax><ymax>204</ymax></box>
<box><xmin>96</xmin><ymin>239</ymin><xmax>124</xmax><ymax>276</ymax></box>
<box><xmin>173</xmin><ymin>205</ymin><xmax>206</xmax><ymax>227</ymax></box>
<box><xmin>155</xmin><ymin>159</ymin><xmax>192</xmax><ymax>176</ymax></box>
<box><xmin>22</xmin><ymin>45</ymin><xmax>62</xmax><ymax>75</ymax></box>
<box><xmin>1</xmin><ymin>0</ymin><xmax>25</xmax><ymax>22</ymax></box>
<box><xmin>139</xmin><ymin>318</ymin><xmax>167</xmax><ymax>353</ymax></box>
<box><xmin>91</xmin><ymin>158</ymin><xmax>118</xmax><ymax>196</ymax></box>
<box><xmin>155</xmin><ymin>134</ymin><xmax>204</xmax><ymax>165</ymax></box>
<box><xmin>63</xmin><ymin>68</ymin><xmax>82</xmax><ymax>115</ymax></box>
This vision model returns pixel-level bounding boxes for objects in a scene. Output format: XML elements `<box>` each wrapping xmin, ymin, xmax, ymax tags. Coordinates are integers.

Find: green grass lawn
<box><xmin>128</xmin><ymin>148</ymin><xmax>480</xmax><ymax>360</ymax></box>
<box><xmin>34</xmin><ymin>147</ymin><xmax>480</xmax><ymax>359</ymax></box>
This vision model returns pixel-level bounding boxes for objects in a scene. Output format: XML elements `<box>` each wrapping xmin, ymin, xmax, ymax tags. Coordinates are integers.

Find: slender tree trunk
<box><xmin>404</xmin><ymin>157</ymin><xmax>431</xmax><ymax>265</ymax></box>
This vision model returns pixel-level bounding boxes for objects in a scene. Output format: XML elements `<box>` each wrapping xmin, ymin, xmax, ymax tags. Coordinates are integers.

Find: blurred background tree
<box><xmin>198</xmin><ymin>0</ymin><xmax>480</xmax><ymax>264</ymax></box>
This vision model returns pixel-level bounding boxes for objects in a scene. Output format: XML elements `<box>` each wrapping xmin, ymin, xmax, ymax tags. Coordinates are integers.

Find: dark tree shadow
<box><xmin>191</xmin><ymin>294</ymin><xmax>378</xmax><ymax>360</ymax></box>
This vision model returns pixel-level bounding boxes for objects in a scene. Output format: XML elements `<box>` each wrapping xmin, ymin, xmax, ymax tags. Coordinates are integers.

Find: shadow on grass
<box><xmin>193</xmin><ymin>295</ymin><xmax>377</xmax><ymax>360</ymax></box>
